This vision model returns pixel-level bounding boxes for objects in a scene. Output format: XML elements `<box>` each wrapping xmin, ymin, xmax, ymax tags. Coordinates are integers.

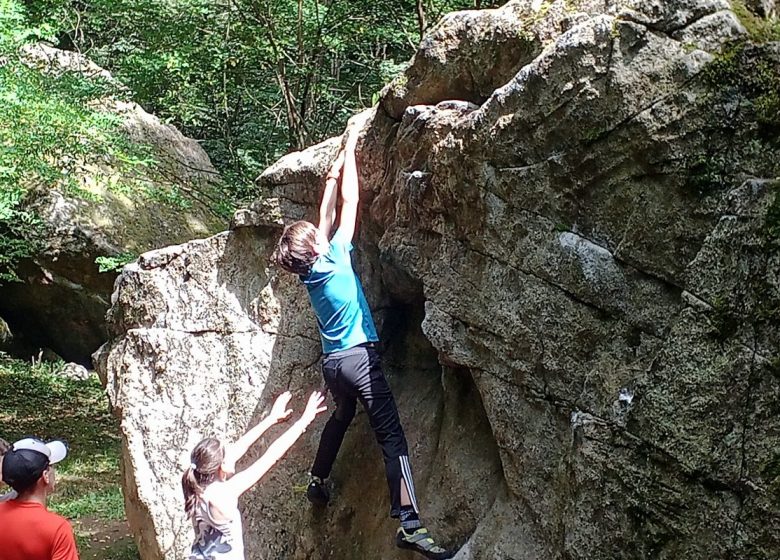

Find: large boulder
<box><xmin>0</xmin><ymin>44</ymin><xmax>224</xmax><ymax>365</ymax></box>
<box><xmin>96</xmin><ymin>1</ymin><xmax>780</xmax><ymax>559</ymax></box>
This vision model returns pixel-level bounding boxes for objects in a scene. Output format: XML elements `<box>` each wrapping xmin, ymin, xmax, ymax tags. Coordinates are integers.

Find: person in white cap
<box><xmin>0</xmin><ymin>437</ymin><xmax>79</xmax><ymax>560</ymax></box>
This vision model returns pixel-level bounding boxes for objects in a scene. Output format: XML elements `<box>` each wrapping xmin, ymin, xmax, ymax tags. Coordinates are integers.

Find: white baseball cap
<box><xmin>12</xmin><ymin>438</ymin><xmax>68</xmax><ymax>464</ymax></box>
<box><xmin>2</xmin><ymin>438</ymin><xmax>68</xmax><ymax>492</ymax></box>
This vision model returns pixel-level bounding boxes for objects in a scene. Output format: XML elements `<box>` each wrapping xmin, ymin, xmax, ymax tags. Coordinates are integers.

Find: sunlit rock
<box><xmin>97</xmin><ymin>1</ymin><xmax>780</xmax><ymax>559</ymax></box>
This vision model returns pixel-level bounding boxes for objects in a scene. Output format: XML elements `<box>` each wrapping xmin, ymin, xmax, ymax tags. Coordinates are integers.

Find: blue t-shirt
<box><xmin>301</xmin><ymin>231</ymin><xmax>379</xmax><ymax>354</ymax></box>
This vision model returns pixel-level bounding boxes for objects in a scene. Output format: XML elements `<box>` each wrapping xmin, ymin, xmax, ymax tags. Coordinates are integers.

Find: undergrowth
<box><xmin>0</xmin><ymin>354</ymin><xmax>138</xmax><ymax>559</ymax></box>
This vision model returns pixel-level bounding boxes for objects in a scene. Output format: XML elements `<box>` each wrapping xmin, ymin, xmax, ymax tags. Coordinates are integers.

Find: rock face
<box><xmin>746</xmin><ymin>0</ymin><xmax>777</xmax><ymax>18</ymax></box>
<box><xmin>96</xmin><ymin>1</ymin><xmax>780</xmax><ymax>559</ymax></box>
<box><xmin>0</xmin><ymin>44</ymin><xmax>224</xmax><ymax>365</ymax></box>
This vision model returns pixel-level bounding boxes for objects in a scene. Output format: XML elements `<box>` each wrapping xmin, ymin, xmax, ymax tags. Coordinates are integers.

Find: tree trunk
<box><xmin>416</xmin><ymin>0</ymin><xmax>426</xmax><ymax>38</ymax></box>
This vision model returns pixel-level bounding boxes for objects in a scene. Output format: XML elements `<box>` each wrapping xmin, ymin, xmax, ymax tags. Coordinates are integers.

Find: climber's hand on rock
<box><xmin>346</xmin><ymin>110</ymin><xmax>372</xmax><ymax>135</ymax></box>
<box><xmin>326</xmin><ymin>149</ymin><xmax>346</xmax><ymax>181</ymax></box>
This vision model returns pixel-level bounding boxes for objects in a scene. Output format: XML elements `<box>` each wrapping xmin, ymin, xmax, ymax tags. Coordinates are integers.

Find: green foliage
<box><xmin>0</xmin><ymin>0</ymin><xmax>172</xmax><ymax>282</ymax></box>
<box><xmin>95</xmin><ymin>252</ymin><xmax>137</xmax><ymax>273</ymax></box>
<box><xmin>52</xmin><ymin>486</ymin><xmax>126</xmax><ymax>520</ymax></box>
<box><xmin>0</xmin><ymin>0</ymin><xmax>56</xmax><ymax>49</ymax></box>
<box><xmin>0</xmin><ymin>63</ymin><xmax>134</xmax><ymax>191</ymax></box>
<box><xmin>21</xmin><ymin>0</ymin><xmax>500</xmax><ymax>196</ymax></box>
<box><xmin>1</xmin><ymin>0</ymin><xmax>504</xmax><ymax>281</ymax></box>
<box><xmin>729</xmin><ymin>0</ymin><xmax>780</xmax><ymax>43</ymax></box>
<box><xmin>686</xmin><ymin>43</ymin><xmax>780</xmax><ymax>197</ymax></box>
<box><xmin>0</xmin><ymin>190</ymin><xmax>39</xmax><ymax>282</ymax></box>
<box><xmin>0</xmin><ymin>356</ymin><xmax>118</xmax><ymax>449</ymax></box>
<box><xmin>0</xmin><ymin>355</ymin><xmax>121</xmax><ymax>490</ymax></box>
<box><xmin>0</xmin><ymin>354</ymin><xmax>131</xmax><ymax>557</ymax></box>
<box><xmin>703</xmin><ymin>44</ymin><xmax>780</xmax><ymax>131</ymax></box>
<box><xmin>0</xmin><ymin>1</ymin><xmax>49</xmax><ymax>281</ymax></box>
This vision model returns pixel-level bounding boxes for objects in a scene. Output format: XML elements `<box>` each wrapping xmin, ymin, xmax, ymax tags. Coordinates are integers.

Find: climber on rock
<box><xmin>273</xmin><ymin>112</ymin><xmax>453</xmax><ymax>560</ymax></box>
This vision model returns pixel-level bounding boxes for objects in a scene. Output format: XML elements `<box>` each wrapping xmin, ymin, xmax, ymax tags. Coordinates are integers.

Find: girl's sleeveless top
<box><xmin>189</xmin><ymin>497</ymin><xmax>244</xmax><ymax>560</ymax></box>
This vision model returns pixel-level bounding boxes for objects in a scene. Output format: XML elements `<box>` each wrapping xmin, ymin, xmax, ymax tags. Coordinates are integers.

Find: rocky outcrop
<box><xmin>745</xmin><ymin>0</ymin><xmax>777</xmax><ymax>18</ymax></box>
<box><xmin>0</xmin><ymin>45</ymin><xmax>224</xmax><ymax>365</ymax></box>
<box><xmin>96</xmin><ymin>1</ymin><xmax>780</xmax><ymax>559</ymax></box>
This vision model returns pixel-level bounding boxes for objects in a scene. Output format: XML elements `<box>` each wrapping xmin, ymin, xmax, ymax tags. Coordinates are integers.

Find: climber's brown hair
<box><xmin>274</xmin><ymin>220</ymin><xmax>319</xmax><ymax>276</ymax></box>
<box><xmin>181</xmin><ymin>437</ymin><xmax>225</xmax><ymax>519</ymax></box>
<box><xmin>0</xmin><ymin>438</ymin><xmax>10</xmax><ymax>456</ymax></box>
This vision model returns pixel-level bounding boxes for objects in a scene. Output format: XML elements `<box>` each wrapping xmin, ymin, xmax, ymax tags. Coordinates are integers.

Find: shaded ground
<box><xmin>76</xmin><ymin>517</ymin><xmax>137</xmax><ymax>560</ymax></box>
<box><xmin>0</xmin><ymin>355</ymin><xmax>139</xmax><ymax>559</ymax></box>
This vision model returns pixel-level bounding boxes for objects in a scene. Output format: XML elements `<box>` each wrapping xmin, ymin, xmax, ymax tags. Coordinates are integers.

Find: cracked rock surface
<box><xmin>96</xmin><ymin>1</ymin><xmax>780</xmax><ymax>559</ymax></box>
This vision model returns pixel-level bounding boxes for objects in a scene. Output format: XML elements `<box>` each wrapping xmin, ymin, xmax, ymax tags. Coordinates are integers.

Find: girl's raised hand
<box><xmin>270</xmin><ymin>391</ymin><xmax>294</xmax><ymax>423</ymax></box>
<box><xmin>300</xmin><ymin>391</ymin><xmax>327</xmax><ymax>425</ymax></box>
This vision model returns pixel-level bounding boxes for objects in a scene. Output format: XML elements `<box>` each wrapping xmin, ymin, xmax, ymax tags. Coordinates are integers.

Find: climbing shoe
<box><xmin>396</xmin><ymin>526</ymin><xmax>453</xmax><ymax>560</ymax></box>
<box><xmin>306</xmin><ymin>475</ymin><xmax>330</xmax><ymax>506</ymax></box>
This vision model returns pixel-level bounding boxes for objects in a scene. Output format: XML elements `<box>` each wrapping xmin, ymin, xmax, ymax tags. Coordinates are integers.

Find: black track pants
<box><xmin>310</xmin><ymin>343</ymin><xmax>420</xmax><ymax>517</ymax></box>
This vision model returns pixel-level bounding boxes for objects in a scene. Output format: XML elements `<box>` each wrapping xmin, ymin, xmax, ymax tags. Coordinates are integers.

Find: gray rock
<box><xmin>0</xmin><ymin>316</ymin><xmax>11</xmax><ymax>347</ymax></box>
<box><xmin>56</xmin><ymin>362</ymin><xmax>92</xmax><ymax>381</ymax></box>
<box><xmin>96</xmin><ymin>1</ymin><xmax>780</xmax><ymax>559</ymax></box>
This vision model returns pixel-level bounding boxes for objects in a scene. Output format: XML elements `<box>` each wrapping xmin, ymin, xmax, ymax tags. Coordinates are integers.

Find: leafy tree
<box><xmin>0</xmin><ymin>0</ymin><xmax>501</xmax><ymax>280</ymax></box>
<box><xmin>22</xmin><ymin>0</ymin><xmax>500</xmax><ymax>199</ymax></box>
<box><xmin>0</xmin><ymin>0</ymin><xmax>182</xmax><ymax>280</ymax></box>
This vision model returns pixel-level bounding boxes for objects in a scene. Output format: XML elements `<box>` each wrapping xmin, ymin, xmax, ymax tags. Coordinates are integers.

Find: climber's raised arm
<box><xmin>222</xmin><ymin>391</ymin><xmax>326</xmax><ymax>497</ymax></box>
<box><xmin>334</xmin><ymin>121</ymin><xmax>362</xmax><ymax>244</ymax></box>
<box><xmin>318</xmin><ymin>150</ymin><xmax>345</xmax><ymax>240</ymax></box>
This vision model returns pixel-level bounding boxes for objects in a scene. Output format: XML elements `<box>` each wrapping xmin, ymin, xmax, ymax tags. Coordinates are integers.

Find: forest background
<box><xmin>1</xmin><ymin>0</ymin><xmax>500</xmax><ymax>216</ymax></box>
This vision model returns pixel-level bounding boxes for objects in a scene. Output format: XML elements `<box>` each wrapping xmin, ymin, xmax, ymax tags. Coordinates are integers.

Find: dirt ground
<box><xmin>75</xmin><ymin>517</ymin><xmax>138</xmax><ymax>560</ymax></box>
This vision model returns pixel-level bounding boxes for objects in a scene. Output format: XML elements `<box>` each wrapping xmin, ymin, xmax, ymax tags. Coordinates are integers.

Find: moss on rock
<box><xmin>729</xmin><ymin>0</ymin><xmax>780</xmax><ymax>42</ymax></box>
